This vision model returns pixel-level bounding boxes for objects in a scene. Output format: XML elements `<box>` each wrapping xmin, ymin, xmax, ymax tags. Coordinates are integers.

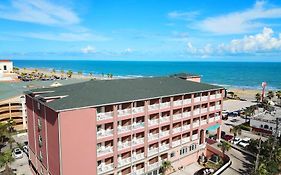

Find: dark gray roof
<box><xmin>170</xmin><ymin>72</ymin><xmax>200</xmax><ymax>78</ymax></box>
<box><xmin>27</xmin><ymin>77</ymin><xmax>223</xmax><ymax>111</ymax></box>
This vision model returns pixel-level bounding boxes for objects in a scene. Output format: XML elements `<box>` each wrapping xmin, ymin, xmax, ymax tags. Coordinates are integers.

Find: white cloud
<box><xmin>124</xmin><ymin>48</ymin><xmax>133</xmax><ymax>53</ymax></box>
<box><xmin>0</xmin><ymin>0</ymin><xmax>79</xmax><ymax>26</ymax></box>
<box><xmin>197</xmin><ymin>1</ymin><xmax>281</xmax><ymax>35</ymax></box>
<box><xmin>81</xmin><ymin>46</ymin><xmax>96</xmax><ymax>54</ymax></box>
<box><xmin>168</xmin><ymin>11</ymin><xmax>199</xmax><ymax>21</ymax></box>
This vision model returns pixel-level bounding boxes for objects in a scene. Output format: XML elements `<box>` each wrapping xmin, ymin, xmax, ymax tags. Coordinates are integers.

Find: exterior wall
<box><xmin>186</xmin><ymin>77</ymin><xmax>201</xmax><ymax>83</ymax></box>
<box><xmin>250</xmin><ymin>119</ymin><xmax>281</xmax><ymax>136</ymax></box>
<box><xmin>0</xmin><ymin>61</ymin><xmax>13</xmax><ymax>73</ymax></box>
<box><xmin>60</xmin><ymin>108</ymin><xmax>97</xmax><ymax>175</ymax></box>
<box><xmin>0</xmin><ymin>96</ymin><xmax>27</xmax><ymax>131</ymax></box>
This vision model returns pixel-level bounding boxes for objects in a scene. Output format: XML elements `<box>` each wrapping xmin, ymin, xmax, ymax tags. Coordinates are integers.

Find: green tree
<box><xmin>78</xmin><ymin>71</ymin><xmax>83</xmax><ymax>76</ymax></box>
<box><xmin>255</xmin><ymin>93</ymin><xmax>261</xmax><ymax>102</ymax></box>
<box><xmin>6</xmin><ymin>119</ymin><xmax>15</xmax><ymax>149</ymax></box>
<box><xmin>0</xmin><ymin>149</ymin><xmax>14</xmax><ymax>171</ymax></box>
<box><xmin>230</xmin><ymin>125</ymin><xmax>242</xmax><ymax>140</ymax></box>
<box><xmin>160</xmin><ymin>160</ymin><xmax>172</xmax><ymax>175</ymax></box>
<box><xmin>218</xmin><ymin>141</ymin><xmax>231</xmax><ymax>158</ymax></box>
<box><xmin>60</xmin><ymin>70</ymin><xmax>65</xmax><ymax>74</ymax></box>
<box><xmin>267</xmin><ymin>91</ymin><xmax>274</xmax><ymax>100</ymax></box>
<box><xmin>276</xmin><ymin>90</ymin><xmax>281</xmax><ymax>104</ymax></box>
<box><xmin>67</xmin><ymin>70</ymin><xmax>73</xmax><ymax>78</ymax></box>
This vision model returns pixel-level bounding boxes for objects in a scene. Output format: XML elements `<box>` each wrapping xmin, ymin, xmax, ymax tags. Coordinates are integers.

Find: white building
<box><xmin>0</xmin><ymin>60</ymin><xmax>13</xmax><ymax>73</ymax></box>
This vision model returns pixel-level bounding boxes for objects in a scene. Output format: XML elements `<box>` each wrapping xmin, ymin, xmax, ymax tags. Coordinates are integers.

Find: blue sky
<box><xmin>1</xmin><ymin>0</ymin><xmax>281</xmax><ymax>61</ymax></box>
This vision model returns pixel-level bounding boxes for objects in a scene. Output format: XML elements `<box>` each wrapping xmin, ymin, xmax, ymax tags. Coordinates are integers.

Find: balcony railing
<box><xmin>173</xmin><ymin>113</ymin><xmax>182</xmax><ymax>120</ymax></box>
<box><xmin>210</xmin><ymin>94</ymin><xmax>216</xmax><ymax>100</ymax></box>
<box><xmin>201</xmin><ymin>96</ymin><xmax>208</xmax><ymax>102</ymax></box>
<box><xmin>173</xmin><ymin>100</ymin><xmax>182</xmax><ymax>107</ymax></box>
<box><xmin>132</xmin><ymin>122</ymin><xmax>145</xmax><ymax>130</ymax></box>
<box><xmin>148</xmin><ymin>133</ymin><xmax>159</xmax><ymax>141</ymax></box>
<box><xmin>148</xmin><ymin>119</ymin><xmax>159</xmax><ymax>126</ymax></box>
<box><xmin>118</xmin><ymin>157</ymin><xmax>131</xmax><ymax>167</ymax></box>
<box><xmin>209</xmin><ymin>106</ymin><xmax>215</xmax><ymax>112</ymax></box>
<box><xmin>132</xmin><ymin>106</ymin><xmax>145</xmax><ymax>114</ymax></box>
<box><xmin>159</xmin><ymin>116</ymin><xmax>170</xmax><ymax>123</ymax></box>
<box><xmin>209</xmin><ymin>117</ymin><xmax>215</xmax><ymax>123</ymax></box>
<box><xmin>132</xmin><ymin>137</ymin><xmax>144</xmax><ymax>146</ymax></box>
<box><xmin>148</xmin><ymin>162</ymin><xmax>159</xmax><ymax>171</ymax></box>
<box><xmin>201</xmin><ymin>119</ymin><xmax>207</xmax><ymax>125</ymax></box>
<box><xmin>160</xmin><ymin>102</ymin><xmax>171</xmax><ymax>109</ymax></box>
<box><xmin>172</xmin><ymin>140</ymin><xmax>181</xmax><ymax>147</ymax></box>
<box><xmin>201</xmin><ymin>108</ymin><xmax>208</xmax><ymax>114</ymax></box>
<box><xmin>194</xmin><ymin>97</ymin><xmax>201</xmax><ymax>103</ymax></box>
<box><xmin>182</xmin><ymin>136</ymin><xmax>190</xmax><ymax>144</ymax></box>
<box><xmin>172</xmin><ymin>127</ymin><xmax>182</xmax><ymax>134</ymax></box>
<box><xmin>132</xmin><ymin>152</ymin><xmax>145</xmax><ymax>162</ymax></box>
<box><xmin>97</xmin><ymin>163</ymin><xmax>114</xmax><ymax>174</ymax></box>
<box><xmin>159</xmin><ymin>130</ymin><xmax>169</xmax><ymax>138</ymax></box>
<box><xmin>97</xmin><ymin>129</ymin><xmax>113</xmax><ymax>138</ymax></box>
<box><xmin>182</xmin><ymin>124</ymin><xmax>190</xmax><ymax>131</ymax></box>
<box><xmin>148</xmin><ymin>104</ymin><xmax>159</xmax><ymax>111</ymax></box>
<box><xmin>215</xmin><ymin>105</ymin><xmax>221</xmax><ymax>110</ymax></box>
<box><xmin>118</xmin><ymin>108</ymin><xmax>131</xmax><ymax>116</ymax></box>
<box><xmin>182</xmin><ymin>111</ymin><xmax>191</xmax><ymax>118</ymax></box>
<box><xmin>183</xmin><ymin>99</ymin><xmax>191</xmax><ymax>105</ymax></box>
<box><xmin>132</xmin><ymin>168</ymin><xmax>145</xmax><ymax>175</ymax></box>
<box><xmin>159</xmin><ymin>144</ymin><xmax>169</xmax><ymax>152</ymax></box>
<box><xmin>193</xmin><ymin>109</ymin><xmax>200</xmax><ymax>115</ymax></box>
<box><xmin>216</xmin><ymin>94</ymin><xmax>222</xmax><ymax>99</ymax></box>
<box><xmin>118</xmin><ymin>141</ymin><xmax>131</xmax><ymax>150</ymax></box>
<box><xmin>97</xmin><ymin>146</ymin><xmax>113</xmax><ymax>156</ymax></box>
<box><xmin>117</xmin><ymin>125</ymin><xmax>131</xmax><ymax>133</ymax></box>
<box><xmin>97</xmin><ymin>111</ymin><xmax>113</xmax><ymax>121</ymax></box>
<box><xmin>193</xmin><ymin>121</ymin><xmax>199</xmax><ymax>128</ymax></box>
<box><xmin>148</xmin><ymin>147</ymin><xmax>158</xmax><ymax>156</ymax></box>
<box><xmin>215</xmin><ymin>115</ymin><xmax>220</xmax><ymax>121</ymax></box>
<box><xmin>192</xmin><ymin>134</ymin><xmax>198</xmax><ymax>141</ymax></box>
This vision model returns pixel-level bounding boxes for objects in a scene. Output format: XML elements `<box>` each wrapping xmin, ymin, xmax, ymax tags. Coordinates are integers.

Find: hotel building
<box><xmin>25</xmin><ymin>76</ymin><xmax>224</xmax><ymax>175</ymax></box>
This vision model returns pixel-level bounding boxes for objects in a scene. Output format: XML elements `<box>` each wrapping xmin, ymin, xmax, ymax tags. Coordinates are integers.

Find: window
<box><xmin>37</xmin><ymin>102</ymin><xmax>41</xmax><ymax>110</ymax></box>
<box><xmin>39</xmin><ymin>151</ymin><xmax>43</xmax><ymax>162</ymax></box>
<box><xmin>38</xmin><ymin>118</ymin><xmax>42</xmax><ymax>131</ymax></box>
<box><xmin>3</xmin><ymin>65</ymin><xmax>7</xmax><ymax>70</ymax></box>
<box><xmin>39</xmin><ymin>135</ymin><xmax>43</xmax><ymax>147</ymax></box>
<box><xmin>189</xmin><ymin>144</ymin><xmax>197</xmax><ymax>151</ymax></box>
<box><xmin>180</xmin><ymin>147</ymin><xmax>188</xmax><ymax>155</ymax></box>
<box><xmin>170</xmin><ymin>152</ymin><xmax>175</xmax><ymax>158</ymax></box>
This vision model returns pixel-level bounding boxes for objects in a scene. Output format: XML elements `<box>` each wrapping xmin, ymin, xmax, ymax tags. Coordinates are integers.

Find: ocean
<box><xmin>12</xmin><ymin>60</ymin><xmax>281</xmax><ymax>90</ymax></box>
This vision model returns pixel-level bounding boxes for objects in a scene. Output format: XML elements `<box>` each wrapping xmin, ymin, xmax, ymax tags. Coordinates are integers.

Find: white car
<box><xmin>23</xmin><ymin>145</ymin><xmax>29</xmax><ymax>154</ymax></box>
<box><xmin>233</xmin><ymin>137</ymin><xmax>242</xmax><ymax>145</ymax></box>
<box><xmin>12</xmin><ymin>148</ymin><xmax>23</xmax><ymax>159</ymax></box>
<box><xmin>238</xmin><ymin>138</ymin><xmax>251</xmax><ymax>147</ymax></box>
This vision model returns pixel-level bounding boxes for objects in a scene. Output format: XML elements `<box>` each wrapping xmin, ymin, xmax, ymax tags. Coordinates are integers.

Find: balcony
<box><xmin>193</xmin><ymin>121</ymin><xmax>199</xmax><ymax>128</ymax></box>
<box><xmin>132</xmin><ymin>168</ymin><xmax>145</xmax><ymax>175</ymax></box>
<box><xmin>132</xmin><ymin>122</ymin><xmax>145</xmax><ymax>130</ymax></box>
<box><xmin>183</xmin><ymin>99</ymin><xmax>191</xmax><ymax>105</ymax></box>
<box><xmin>160</xmin><ymin>102</ymin><xmax>171</xmax><ymax>109</ymax></box>
<box><xmin>200</xmin><ymin>108</ymin><xmax>208</xmax><ymax>114</ymax></box>
<box><xmin>172</xmin><ymin>140</ymin><xmax>181</xmax><ymax>147</ymax></box>
<box><xmin>148</xmin><ymin>147</ymin><xmax>159</xmax><ymax>156</ymax></box>
<box><xmin>118</xmin><ymin>141</ymin><xmax>131</xmax><ymax>150</ymax></box>
<box><xmin>118</xmin><ymin>157</ymin><xmax>131</xmax><ymax>167</ymax></box>
<box><xmin>159</xmin><ymin>116</ymin><xmax>170</xmax><ymax>123</ymax></box>
<box><xmin>210</xmin><ymin>94</ymin><xmax>216</xmax><ymax>100</ymax></box>
<box><xmin>148</xmin><ymin>133</ymin><xmax>159</xmax><ymax>141</ymax></box>
<box><xmin>201</xmin><ymin>119</ymin><xmax>207</xmax><ymax>125</ymax></box>
<box><xmin>172</xmin><ymin>127</ymin><xmax>182</xmax><ymax>134</ymax></box>
<box><xmin>182</xmin><ymin>137</ymin><xmax>190</xmax><ymax>144</ymax></box>
<box><xmin>148</xmin><ymin>104</ymin><xmax>159</xmax><ymax>111</ymax></box>
<box><xmin>97</xmin><ymin>111</ymin><xmax>113</xmax><ymax>121</ymax></box>
<box><xmin>148</xmin><ymin>162</ymin><xmax>159</xmax><ymax>171</ymax></box>
<box><xmin>215</xmin><ymin>115</ymin><xmax>220</xmax><ymax>121</ymax></box>
<box><xmin>97</xmin><ymin>129</ymin><xmax>113</xmax><ymax>139</ymax></box>
<box><xmin>97</xmin><ymin>146</ymin><xmax>113</xmax><ymax>156</ymax></box>
<box><xmin>201</xmin><ymin>96</ymin><xmax>208</xmax><ymax>102</ymax></box>
<box><xmin>132</xmin><ymin>152</ymin><xmax>145</xmax><ymax>162</ymax></box>
<box><xmin>216</xmin><ymin>94</ymin><xmax>222</xmax><ymax>99</ymax></box>
<box><xmin>192</xmin><ymin>134</ymin><xmax>198</xmax><ymax>141</ymax></box>
<box><xmin>117</xmin><ymin>125</ymin><xmax>131</xmax><ymax>134</ymax></box>
<box><xmin>132</xmin><ymin>137</ymin><xmax>144</xmax><ymax>146</ymax></box>
<box><xmin>173</xmin><ymin>100</ymin><xmax>182</xmax><ymax>107</ymax></box>
<box><xmin>215</xmin><ymin>105</ymin><xmax>221</xmax><ymax>110</ymax></box>
<box><xmin>97</xmin><ymin>163</ymin><xmax>114</xmax><ymax>174</ymax></box>
<box><xmin>209</xmin><ymin>117</ymin><xmax>215</xmax><ymax>123</ymax></box>
<box><xmin>159</xmin><ymin>144</ymin><xmax>169</xmax><ymax>152</ymax></box>
<box><xmin>194</xmin><ymin>97</ymin><xmax>201</xmax><ymax>103</ymax></box>
<box><xmin>193</xmin><ymin>109</ymin><xmax>200</xmax><ymax>116</ymax></box>
<box><xmin>209</xmin><ymin>106</ymin><xmax>215</xmax><ymax>112</ymax></box>
<box><xmin>182</xmin><ymin>111</ymin><xmax>191</xmax><ymax>118</ymax></box>
<box><xmin>118</xmin><ymin>108</ymin><xmax>131</xmax><ymax>117</ymax></box>
<box><xmin>132</xmin><ymin>106</ymin><xmax>145</xmax><ymax>114</ymax></box>
<box><xmin>148</xmin><ymin>118</ymin><xmax>159</xmax><ymax>126</ymax></box>
<box><xmin>159</xmin><ymin>130</ymin><xmax>169</xmax><ymax>138</ymax></box>
<box><xmin>173</xmin><ymin>113</ymin><xmax>182</xmax><ymax>120</ymax></box>
<box><xmin>182</xmin><ymin>124</ymin><xmax>190</xmax><ymax>131</ymax></box>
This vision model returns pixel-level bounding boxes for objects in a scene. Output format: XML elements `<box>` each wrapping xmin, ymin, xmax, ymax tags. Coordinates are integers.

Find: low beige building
<box><xmin>0</xmin><ymin>60</ymin><xmax>13</xmax><ymax>73</ymax></box>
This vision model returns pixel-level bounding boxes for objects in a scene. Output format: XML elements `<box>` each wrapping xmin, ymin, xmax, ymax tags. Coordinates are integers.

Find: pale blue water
<box><xmin>12</xmin><ymin>60</ymin><xmax>281</xmax><ymax>89</ymax></box>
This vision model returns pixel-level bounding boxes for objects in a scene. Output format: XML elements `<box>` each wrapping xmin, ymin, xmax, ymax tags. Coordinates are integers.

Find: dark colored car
<box><xmin>222</xmin><ymin>134</ymin><xmax>234</xmax><ymax>142</ymax></box>
<box><xmin>194</xmin><ymin>168</ymin><xmax>214</xmax><ymax>175</ymax></box>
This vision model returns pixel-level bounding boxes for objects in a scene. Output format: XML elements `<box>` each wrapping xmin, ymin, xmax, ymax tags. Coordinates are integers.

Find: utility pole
<box><xmin>254</xmin><ymin>138</ymin><xmax>262</xmax><ymax>173</ymax></box>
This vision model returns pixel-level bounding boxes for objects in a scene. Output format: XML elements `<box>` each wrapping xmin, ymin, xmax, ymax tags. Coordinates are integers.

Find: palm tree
<box><xmin>160</xmin><ymin>160</ymin><xmax>172</xmax><ymax>175</ymax></box>
<box><xmin>276</xmin><ymin>90</ymin><xmax>281</xmax><ymax>104</ymax></box>
<box><xmin>78</xmin><ymin>71</ymin><xmax>83</xmax><ymax>76</ymax></box>
<box><xmin>6</xmin><ymin>119</ymin><xmax>15</xmax><ymax>149</ymax></box>
<box><xmin>230</xmin><ymin>126</ymin><xmax>242</xmax><ymax>141</ymax></box>
<box><xmin>218</xmin><ymin>141</ymin><xmax>231</xmax><ymax>158</ymax></box>
<box><xmin>89</xmin><ymin>72</ymin><xmax>93</xmax><ymax>77</ymax></box>
<box><xmin>67</xmin><ymin>70</ymin><xmax>73</xmax><ymax>78</ymax></box>
<box><xmin>267</xmin><ymin>91</ymin><xmax>274</xmax><ymax>100</ymax></box>
<box><xmin>255</xmin><ymin>93</ymin><xmax>261</xmax><ymax>102</ymax></box>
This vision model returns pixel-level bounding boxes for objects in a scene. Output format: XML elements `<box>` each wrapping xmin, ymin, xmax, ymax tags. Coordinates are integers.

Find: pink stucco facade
<box><xmin>26</xmin><ymin>88</ymin><xmax>224</xmax><ymax>175</ymax></box>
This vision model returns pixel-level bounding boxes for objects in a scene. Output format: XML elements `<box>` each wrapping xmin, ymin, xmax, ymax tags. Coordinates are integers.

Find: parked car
<box><xmin>23</xmin><ymin>145</ymin><xmax>29</xmax><ymax>154</ymax></box>
<box><xmin>238</xmin><ymin>138</ymin><xmax>251</xmax><ymax>147</ymax></box>
<box><xmin>233</xmin><ymin>137</ymin><xmax>242</xmax><ymax>145</ymax></box>
<box><xmin>194</xmin><ymin>168</ymin><xmax>214</xmax><ymax>175</ymax></box>
<box><xmin>12</xmin><ymin>148</ymin><xmax>23</xmax><ymax>159</ymax></box>
<box><xmin>222</xmin><ymin>134</ymin><xmax>234</xmax><ymax>142</ymax></box>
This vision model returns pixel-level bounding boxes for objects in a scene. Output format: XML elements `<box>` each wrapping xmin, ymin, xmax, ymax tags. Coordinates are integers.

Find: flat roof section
<box><xmin>27</xmin><ymin>77</ymin><xmax>223</xmax><ymax>111</ymax></box>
